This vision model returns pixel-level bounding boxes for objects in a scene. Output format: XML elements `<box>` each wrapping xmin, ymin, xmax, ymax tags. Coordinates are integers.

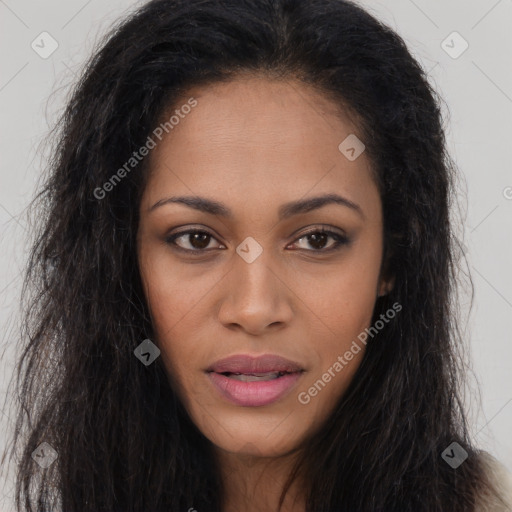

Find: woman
<box><xmin>3</xmin><ymin>0</ymin><xmax>511</xmax><ymax>510</ymax></box>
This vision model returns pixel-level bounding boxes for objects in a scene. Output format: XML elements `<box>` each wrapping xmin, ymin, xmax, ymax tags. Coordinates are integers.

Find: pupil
<box><xmin>190</xmin><ymin>233</ymin><xmax>210</xmax><ymax>249</ymax></box>
<box><xmin>308</xmin><ymin>233</ymin><xmax>327</xmax><ymax>250</ymax></box>
<box><xmin>186</xmin><ymin>232</ymin><xmax>329</xmax><ymax>250</ymax></box>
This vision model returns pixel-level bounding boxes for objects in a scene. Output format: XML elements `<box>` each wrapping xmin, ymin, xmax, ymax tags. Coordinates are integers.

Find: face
<box><xmin>137</xmin><ymin>75</ymin><xmax>390</xmax><ymax>460</ymax></box>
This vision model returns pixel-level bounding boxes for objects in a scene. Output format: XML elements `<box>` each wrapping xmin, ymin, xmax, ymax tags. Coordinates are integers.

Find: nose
<box><xmin>217</xmin><ymin>250</ymin><xmax>294</xmax><ymax>336</ymax></box>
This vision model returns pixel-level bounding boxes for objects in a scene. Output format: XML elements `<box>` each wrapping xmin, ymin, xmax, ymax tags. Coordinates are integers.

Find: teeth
<box><xmin>227</xmin><ymin>372</ymin><xmax>284</xmax><ymax>382</ymax></box>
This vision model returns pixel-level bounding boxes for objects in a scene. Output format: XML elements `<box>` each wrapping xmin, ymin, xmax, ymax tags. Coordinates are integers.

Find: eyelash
<box><xmin>165</xmin><ymin>227</ymin><xmax>349</xmax><ymax>254</ymax></box>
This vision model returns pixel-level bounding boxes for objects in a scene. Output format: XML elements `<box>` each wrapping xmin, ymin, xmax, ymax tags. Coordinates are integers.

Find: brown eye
<box><xmin>290</xmin><ymin>229</ymin><xmax>349</xmax><ymax>252</ymax></box>
<box><xmin>166</xmin><ymin>230</ymin><xmax>224</xmax><ymax>252</ymax></box>
<box><xmin>165</xmin><ymin>227</ymin><xmax>348</xmax><ymax>255</ymax></box>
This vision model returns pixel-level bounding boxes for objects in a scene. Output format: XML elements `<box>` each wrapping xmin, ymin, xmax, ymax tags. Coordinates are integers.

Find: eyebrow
<box><xmin>149</xmin><ymin>193</ymin><xmax>365</xmax><ymax>220</ymax></box>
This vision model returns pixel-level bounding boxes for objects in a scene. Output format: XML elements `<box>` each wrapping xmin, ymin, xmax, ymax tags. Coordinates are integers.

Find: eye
<box><xmin>165</xmin><ymin>226</ymin><xmax>349</xmax><ymax>254</ymax></box>
<box><xmin>166</xmin><ymin>229</ymin><xmax>225</xmax><ymax>252</ymax></box>
<box><xmin>289</xmin><ymin>228</ymin><xmax>349</xmax><ymax>252</ymax></box>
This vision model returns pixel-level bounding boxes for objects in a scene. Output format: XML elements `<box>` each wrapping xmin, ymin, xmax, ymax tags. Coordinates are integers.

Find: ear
<box><xmin>377</xmin><ymin>243</ymin><xmax>395</xmax><ymax>297</ymax></box>
<box><xmin>378</xmin><ymin>275</ymin><xmax>395</xmax><ymax>297</ymax></box>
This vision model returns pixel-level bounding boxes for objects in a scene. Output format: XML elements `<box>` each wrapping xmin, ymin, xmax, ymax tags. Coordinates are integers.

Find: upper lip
<box><xmin>206</xmin><ymin>354</ymin><xmax>304</xmax><ymax>374</ymax></box>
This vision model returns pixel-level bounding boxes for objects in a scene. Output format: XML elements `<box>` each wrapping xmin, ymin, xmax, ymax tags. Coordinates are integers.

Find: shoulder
<box><xmin>474</xmin><ymin>451</ymin><xmax>512</xmax><ymax>511</ymax></box>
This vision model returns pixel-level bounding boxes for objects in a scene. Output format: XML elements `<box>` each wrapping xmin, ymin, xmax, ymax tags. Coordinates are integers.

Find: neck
<box><xmin>217</xmin><ymin>447</ymin><xmax>306</xmax><ymax>512</ymax></box>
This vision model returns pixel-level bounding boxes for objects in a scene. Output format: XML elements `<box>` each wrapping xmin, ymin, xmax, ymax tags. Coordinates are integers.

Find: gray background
<box><xmin>1</xmin><ymin>0</ymin><xmax>511</xmax><ymax>509</ymax></box>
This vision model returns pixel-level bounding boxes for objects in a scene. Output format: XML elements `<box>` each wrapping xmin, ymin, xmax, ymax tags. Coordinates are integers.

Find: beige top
<box><xmin>476</xmin><ymin>452</ymin><xmax>512</xmax><ymax>511</ymax></box>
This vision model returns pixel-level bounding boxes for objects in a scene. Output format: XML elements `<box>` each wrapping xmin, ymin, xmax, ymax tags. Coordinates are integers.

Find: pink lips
<box><xmin>205</xmin><ymin>354</ymin><xmax>304</xmax><ymax>407</ymax></box>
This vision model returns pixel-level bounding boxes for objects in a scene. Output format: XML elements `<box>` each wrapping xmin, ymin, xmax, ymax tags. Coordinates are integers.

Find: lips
<box><xmin>205</xmin><ymin>354</ymin><xmax>305</xmax><ymax>407</ymax></box>
<box><xmin>225</xmin><ymin>371</ymin><xmax>284</xmax><ymax>382</ymax></box>
<box><xmin>206</xmin><ymin>354</ymin><xmax>303</xmax><ymax>374</ymax></box>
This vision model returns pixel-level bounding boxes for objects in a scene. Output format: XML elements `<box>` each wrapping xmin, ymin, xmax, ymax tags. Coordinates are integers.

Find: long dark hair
<box><xmin>1</xmin><ymin>0</ymin><xmax>504</xmax><ymax>510</ymax></box>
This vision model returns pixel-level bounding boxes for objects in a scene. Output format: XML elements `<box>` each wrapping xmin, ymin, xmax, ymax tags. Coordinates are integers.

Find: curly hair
<box><xmin>1</xmin><ymin>0</ymin><xmax>505</xmax><ymax>510</ymax></box>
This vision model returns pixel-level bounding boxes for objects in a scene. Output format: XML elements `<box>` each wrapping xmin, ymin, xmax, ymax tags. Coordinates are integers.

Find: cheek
<box><xmin>296</xmin><ymin>244</ymin><xmax>382</xmax><ymax>344</ymax></box>
<box><xmin>292</xmin><ymin>249</ymin><xmax>381</xmax><ymax>410</ymax></box>
<box><xmin>300</xmin><ymin>280</ymin><xmax>375</xmax><ymax>376</ymax></box>
<box><xmin>292</xmin><ymin>289</ymin><xmax>376</xmax><ymax>432</ymax></box>
<box><xmin>137</xmin><ymin>249</ymin><xmax>212</xmax><ymax>388</ymax></box>
<box><xmin>321</xmin><ymin>273</ymin><xmax>378</xmax><ymax>342</ymax></box>
<box><xmin>139</xmin><ymin>244</ymin><xmax>219</xmax><ymax>336</ymax></box>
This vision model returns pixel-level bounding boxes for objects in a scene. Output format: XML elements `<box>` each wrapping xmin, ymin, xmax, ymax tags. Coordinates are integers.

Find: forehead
<box><xmin>142</xmin><ymin>76</ymin><xmax>379</xmax><ymax>220</ymax></box>
<box><xmin>155</xmin><ymin>75</ymin><xmax>357</xmax><ymax>158</ymax></box>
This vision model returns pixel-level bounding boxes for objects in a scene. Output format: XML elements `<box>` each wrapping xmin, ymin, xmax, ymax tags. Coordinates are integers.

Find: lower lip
<box><xmin>207</xmin><ymin>371</ymin><xmax>303</xmax><ymax>407</ymax></box>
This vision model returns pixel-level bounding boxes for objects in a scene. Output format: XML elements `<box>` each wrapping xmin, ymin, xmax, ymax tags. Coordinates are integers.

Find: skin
<box><xmin>137</xmin><ymin>74</ymin><xmax>392</xmax><ymax>512</ymax></box>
